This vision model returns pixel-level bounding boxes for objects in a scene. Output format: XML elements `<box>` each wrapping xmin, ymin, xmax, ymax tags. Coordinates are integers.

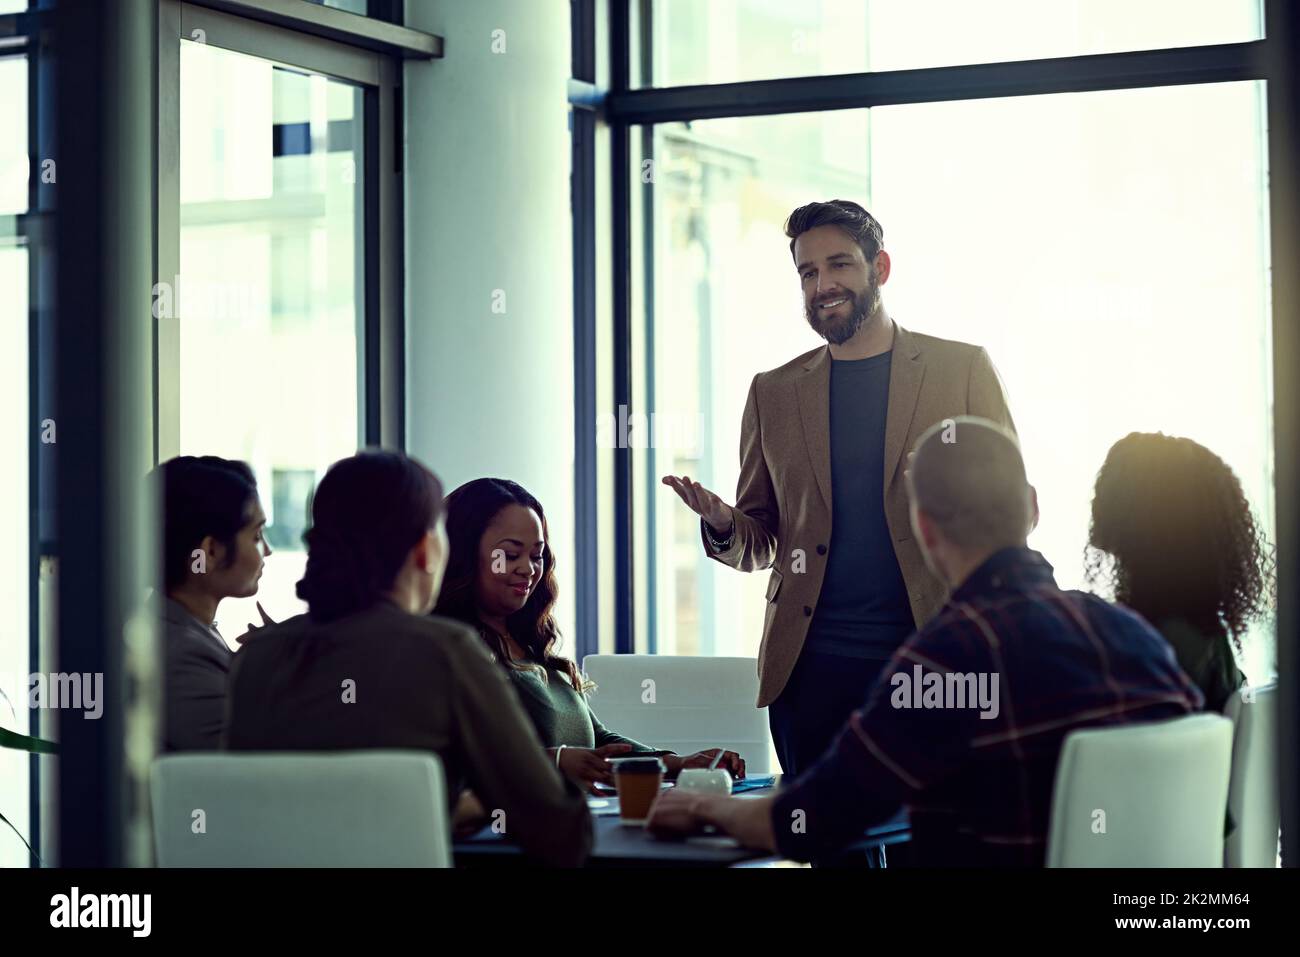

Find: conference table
<box><xmin>453</xmin><ymin>775</ymin><xmax>912</xmax><ymax>868</ymax></box>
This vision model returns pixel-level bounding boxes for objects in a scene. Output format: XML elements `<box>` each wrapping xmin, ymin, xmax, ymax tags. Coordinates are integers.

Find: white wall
<box><xmin>404</xmin><ymin>0</ymin><xmax>577</xmax><ymax>645</ymax></box>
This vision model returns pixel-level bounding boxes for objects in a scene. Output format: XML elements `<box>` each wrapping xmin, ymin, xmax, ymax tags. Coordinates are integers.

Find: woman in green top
<box><xmin>435</xmin><ymin>477</ymin><xmax>744</xmax><ymax>794</ymax></box>
<box><xmin>1085</xmin><ymin>432</ymin><xmax>1275</xmax><ymax>713</ymax></box>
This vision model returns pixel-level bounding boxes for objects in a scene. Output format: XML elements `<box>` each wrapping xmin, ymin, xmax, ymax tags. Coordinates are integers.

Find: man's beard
<box><xmin>805</xmin><ymin>272</ymin><xmax>881</xmax><ymax>346</ymax></box>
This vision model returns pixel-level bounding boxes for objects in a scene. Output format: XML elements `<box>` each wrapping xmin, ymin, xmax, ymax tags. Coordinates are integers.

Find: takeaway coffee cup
<box><xmin>611</xmin><ymin>756</ymin><xmax>665</xmax><ymax>824</ymax></box>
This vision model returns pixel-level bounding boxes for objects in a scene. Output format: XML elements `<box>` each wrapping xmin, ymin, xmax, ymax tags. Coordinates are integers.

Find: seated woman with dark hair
<box><xmin>225</xmin><ymin>451</ymin><xmax>591</xmax><ymax>867</ymax></box>
<box><xmin>152</xmin><ymin>455</ymin><xmax>270</xmax><ymax>751</ymax></box>
<box><xmin>1085</xmin><ymin>432</ymin><xmax>1275</xmax><ymax>712</ymax></box>
<box><xmin>435</xmin><ymin>477</ymin><xmax>745</xmax><ymax>795</ymax></box>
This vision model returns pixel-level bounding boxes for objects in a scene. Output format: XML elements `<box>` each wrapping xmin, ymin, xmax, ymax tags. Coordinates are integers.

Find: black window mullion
<box><xmin>608</xmin><ymin>40</ymin><xmax>1266</xmax><ymax>124</ymax></box>
<box><xmin>610</xmin><ymin>0</ymin><xmax>634</xmax><ymax>655</ymax></box>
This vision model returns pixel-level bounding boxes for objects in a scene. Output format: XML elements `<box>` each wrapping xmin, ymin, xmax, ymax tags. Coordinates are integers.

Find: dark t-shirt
<box><xmin>804</xmin><ymin>350</ymin><xmax>916</xmax><ymax>659</ymax></box>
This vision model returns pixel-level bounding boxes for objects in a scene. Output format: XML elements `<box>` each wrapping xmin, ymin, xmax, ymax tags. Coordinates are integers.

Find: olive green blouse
<box><xmin>1155</xmin><ymin>617</ymin><xmax>1246</xmax><ymax>714</ymax></box>
<box><xmin>1155</xmin><ymin>616</ymin><xmax>1246</xmax><ymax>842</ymax></box>
<box><xmin>504</xmin><ymin>663</ymin><xmax>653</xmax><ymax>752</ymax></box>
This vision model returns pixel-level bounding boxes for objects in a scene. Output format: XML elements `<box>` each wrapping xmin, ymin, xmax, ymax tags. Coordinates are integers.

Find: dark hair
<box><xmin>155</xmin><ymin>456</ymin><xmax>259</xmax><ymax>591</ymax></box>
<box><xmin>434</xmin><ymin>478</ymin><xmax>583</xmax><ymax>690</ymax></box>
<box><xmin>785</xmin><ymin>199</ymin><xmax>884</xmax><ymax>264</ymax></box>
<box><xmin>296</xmin><ymin>450</ymin><xmax>445</xmax><ymax>623</ymax></box>
<box><xmin>1085</xmin><ymin>432</ymin><xmax>1276</xmax><ymax>651</ymax></box>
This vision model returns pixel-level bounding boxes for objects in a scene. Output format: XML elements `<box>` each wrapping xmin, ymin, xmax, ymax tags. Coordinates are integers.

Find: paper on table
<box><xmin>591</xmin><ymin>781</ymin><xmax>673</xmax><ymax>797</ymax></box>
<box><xmin>729</xmin><ymin>775</ymin><xmax>776</xmax><ymax>793</ymax></box>
<box><xmin>591</xmin><ymin>778</ymin><xmax>770</xmax><ymax>804</ymax></box>
<box><xmin>686</xmin><ymin>834</ymin><xmax>741</xmax><ymax>849</ymax></box>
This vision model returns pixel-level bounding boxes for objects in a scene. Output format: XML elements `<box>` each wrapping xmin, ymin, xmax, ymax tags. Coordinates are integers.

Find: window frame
<box><xmin>0</xmin><ymin>3</ymin><xmax>55</xmax><ymax>869</ymax></box>
<box><xmin>577</xmin><ymin>0</ymin><xmax>1300</xmax><ymax>863</ymax></box>
<box><xmin>156</xmin><ymin>0</ymin><xmax>417</xmax><ymax>461</ymax></box>
<box><xmin>611</xmin><ymin>1</ymin><xmax>1273</xmax><ymax>657</ymax></box>
<box><xmin>28</xmin><ymin>0</ymin><xmax>439</xmax><ymax>868</ymax></box>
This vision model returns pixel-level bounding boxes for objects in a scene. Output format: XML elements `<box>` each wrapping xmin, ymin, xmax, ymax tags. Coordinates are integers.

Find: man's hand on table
<box><xmin>647</xmin><ymin>791</ymin><xmax>778</xmax><ymax>852</ymax></box>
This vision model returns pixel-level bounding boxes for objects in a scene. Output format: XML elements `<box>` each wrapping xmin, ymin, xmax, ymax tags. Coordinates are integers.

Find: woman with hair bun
<box><xmin>225</xmin><ymin>450</ymin><xmax>592</xmax><ymax>866</ymax></box>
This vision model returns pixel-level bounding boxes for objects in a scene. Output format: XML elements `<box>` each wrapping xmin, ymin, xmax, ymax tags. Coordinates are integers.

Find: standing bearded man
<box><xmin>664</xmin><ymin>199</ymin><xmax>1016</xmax><ymax>781</ymax></box>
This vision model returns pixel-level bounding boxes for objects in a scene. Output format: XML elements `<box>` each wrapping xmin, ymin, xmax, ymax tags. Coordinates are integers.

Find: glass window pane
<box><xmin>306</xmin><ymin>0</ymin><xmax>371</xmax><ymax>17</ymax></box>
<box><xmin>0</xmin><ymin>243</ymin><xmax>29</xmax><ymax>869</ymax></box>
<box><xmin>177</xmin><ymin>41</ymin><xmax>363</xmax><ymax>636</ymax></box>
<box><xmin>0</xmin><ymin>56</ymin><xmax>27</xmax><ymax>214</ymax></box>
<box><xmin>646</xmin><ymin>82</ymin><xmax>1275</xmax><ymax>687</ymax></box>
<box><xmin>0</xmin><ymin>54</ymin><xmax>29</xmax><ymax>870</ymax></box>
<box><xmin>0</xmin><ymin>238</ymin><xmax>29</xmax><ymax>868</ymax></box>
<box><xmin>648</xmin><ymin>0</ymin><xmax>1262</xmax><ymax>87</ymax></box>
<box><xmin>644</xmin><ymin>110</ymin><xmax>870</xmax><ymax>657</ymax></box>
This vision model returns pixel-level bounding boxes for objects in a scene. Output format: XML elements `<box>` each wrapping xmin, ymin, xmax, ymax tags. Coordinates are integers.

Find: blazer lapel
<box><xmin>795</xmin><ymin>345</ymin><xmax>833</xmax><ymax>512</ymax></box>
<box><xmin>882</xmin><ymin>322</ymin><xmax>925</xmax><ymax>488</ymax></box>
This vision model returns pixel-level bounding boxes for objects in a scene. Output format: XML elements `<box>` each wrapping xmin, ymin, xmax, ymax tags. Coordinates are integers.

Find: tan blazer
<box><xmin>701</xmin><ymin>322</ymin><xmax>1016</xmax><ymax>708</ymax></box>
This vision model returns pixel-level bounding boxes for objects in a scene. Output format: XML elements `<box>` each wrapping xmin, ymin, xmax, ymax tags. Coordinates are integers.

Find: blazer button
<box><xmin>816</xmin><ymin>544</ymin><xmax>827</xmax><ymax>555</ymax></box>
<box><xmin>803</xmin><ymin>606</ymin><xmax>812</xmax><ymax>617</ymax></box>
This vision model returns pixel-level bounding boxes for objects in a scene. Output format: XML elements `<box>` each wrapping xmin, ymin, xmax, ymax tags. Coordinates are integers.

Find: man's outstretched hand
<box><xmin>661</xmin><ymin>475</ymin><xmax>734</xmax><ymax>534</ymax></box>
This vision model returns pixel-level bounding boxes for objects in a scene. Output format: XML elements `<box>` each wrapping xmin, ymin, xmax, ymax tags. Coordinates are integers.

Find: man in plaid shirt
<box><xmin>649</xmin><ymin>416</ymin><xmax>1204</xmax><ymax>865</ymax></box>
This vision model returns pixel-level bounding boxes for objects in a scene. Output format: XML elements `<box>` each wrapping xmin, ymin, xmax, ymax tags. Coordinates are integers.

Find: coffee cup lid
<box><xmin>610</xmin><ymin>756</ymin><xmax>665</xmax><ymax>773</ymax></box>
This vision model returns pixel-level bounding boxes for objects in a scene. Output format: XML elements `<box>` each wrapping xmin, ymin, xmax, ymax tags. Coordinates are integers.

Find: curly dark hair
<box><xmin>433</xmin><ymin>478</ymin><xmax>585</xmax><ymax>691</ymax></box>
<box><xmin>1084</xmin><ymin>432</ymin><xmax>1275</xmax><ymax>653</ymax></box>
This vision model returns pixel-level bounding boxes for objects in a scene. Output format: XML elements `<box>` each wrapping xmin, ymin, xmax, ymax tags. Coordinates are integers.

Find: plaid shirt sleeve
<box><xmin>771</xmin><ymin>614</ymin><xmax>995</xmax><ymax>861</ymax></box>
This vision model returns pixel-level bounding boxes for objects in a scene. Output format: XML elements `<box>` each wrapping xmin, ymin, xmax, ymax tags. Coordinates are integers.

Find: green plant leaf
<box><xmin>0</xmin><ymin>727</ymin><xmax>58</xmax><ymax>754</ymax></box>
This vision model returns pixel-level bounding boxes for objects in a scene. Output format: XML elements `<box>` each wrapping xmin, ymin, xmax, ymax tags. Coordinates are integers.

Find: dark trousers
<box><xmin>769</xmin><ymin>649</ymin><xmax>891</xmax><ymax>774</ymax></box>
<box><xmin>769</xmin><ymin>649</ymin><xmax>898</xmax><ymax>867</ymax></box>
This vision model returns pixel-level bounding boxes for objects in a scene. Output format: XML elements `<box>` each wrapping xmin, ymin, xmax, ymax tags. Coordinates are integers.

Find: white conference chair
<box><xmin>1224</xmin><ymin>683</ymin><xmax>1280</xmax><ymax>867</ymax></box>
<box><xmin>581</xmin><ymin>654</ymin><xmax>773</xmax><ymax>774</ymax></box>
<box><xmin>1046</xmin><ymin>713</ymin><xmax>1232</xmax><ymax>867</ymax></box>
<box><xmin>151</xmin><ymin>750</ymin><xmax>450</xmax><ymax>867</ymax></box>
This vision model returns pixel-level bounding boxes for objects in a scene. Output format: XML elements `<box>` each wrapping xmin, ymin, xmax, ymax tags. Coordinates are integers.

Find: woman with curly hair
<box><xmin>435</xmin><ymin>478</ymin><xmax>744</xmax><ymax>794</ymax></box>
<box><xmin>1085</xmin><ymin>432</ymin><xmax>1275</xmax><ymax>712</ymax></box>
